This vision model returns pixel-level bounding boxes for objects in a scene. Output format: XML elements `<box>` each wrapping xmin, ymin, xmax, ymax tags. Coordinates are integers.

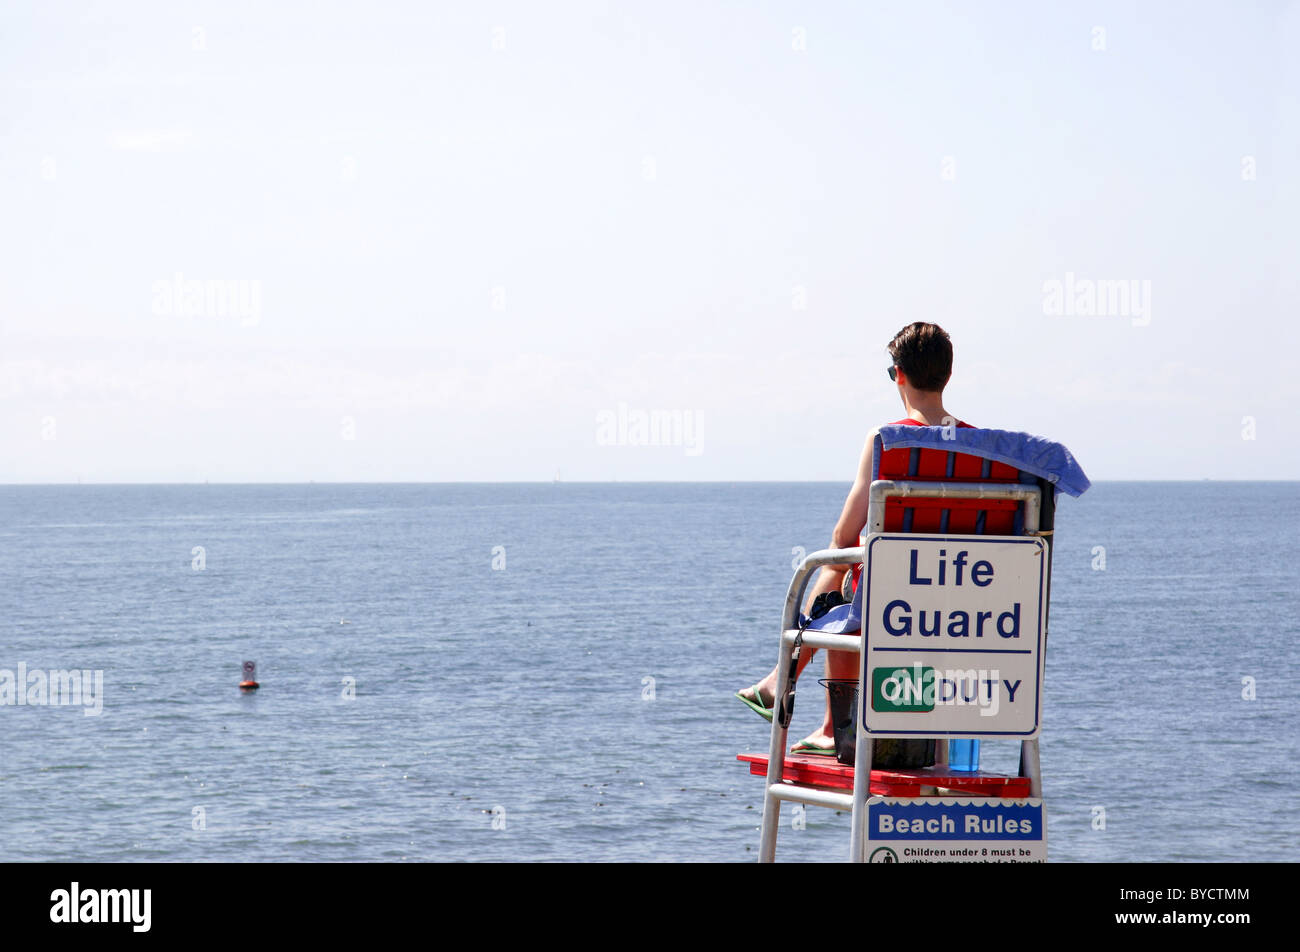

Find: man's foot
<box><xmin>789</xmin><ymin>733</ymin><xmax>836</xmax><ymax>756</ymax></box>
<box><xmin>735</xmin><ymin>685</ymin><xmax>774</xmax><ymax>722</ymax></box>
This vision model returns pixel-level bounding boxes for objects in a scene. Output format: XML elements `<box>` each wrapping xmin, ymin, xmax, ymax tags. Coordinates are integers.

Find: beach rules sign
<box><xmin>866</xmin><ymin>798</ymin><xmax>1047</xmax><ymax>863</ymax></box>
<box><xmin>860</xmin><ymin>534</ymin><xmax>1048</xmax><ymax>737</ymax></box>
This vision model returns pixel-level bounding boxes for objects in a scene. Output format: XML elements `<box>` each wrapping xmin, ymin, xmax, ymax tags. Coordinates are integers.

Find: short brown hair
<box><xmin>887</xmin><ymin>323</ymin><xmax>953</xmax><ymax>392</ymax></box>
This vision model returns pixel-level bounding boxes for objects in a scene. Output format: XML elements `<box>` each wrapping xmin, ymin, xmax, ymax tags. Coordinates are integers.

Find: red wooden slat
<box><xmin>952</xmin><ymin>453</ymin><xmax>984</xmax><ymax>479</ymax></box>
<box><xmin>914</xmin><ymin>448</ymin><xmax>950</xmax><ymax>479</ymax></box>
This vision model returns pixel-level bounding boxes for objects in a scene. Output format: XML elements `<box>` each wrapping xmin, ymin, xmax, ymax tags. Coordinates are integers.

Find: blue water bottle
<box><xmin>948</xmin><ymin>739</ymin><xmax>980</xmax><ymax>771</ymax></box>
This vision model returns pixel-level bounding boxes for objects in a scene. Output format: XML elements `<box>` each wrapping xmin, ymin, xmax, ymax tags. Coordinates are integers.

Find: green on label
<box><xmin>872</xmin><ymin>665</ymin><xmax>935</xmax><ymax>713</ymax></box>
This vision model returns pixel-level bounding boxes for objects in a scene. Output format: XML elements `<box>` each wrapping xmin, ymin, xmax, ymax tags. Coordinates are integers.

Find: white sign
<box><xmin>866</xmin><ymin>797</ymin><xmax>1046</xmax><ymax>863</ymax></box>
<box><xmin>861</xmin><ymin>535</ymin><xmax>1047</xmax><ymax>737</ymax></box>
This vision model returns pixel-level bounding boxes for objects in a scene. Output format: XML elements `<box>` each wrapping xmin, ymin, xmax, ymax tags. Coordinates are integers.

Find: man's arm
<box><xmin>829</xmin><ymin>427</ymin><xmax>879</xmax><ymax>550</ymax></box>
<box><xmin>800</xmin><ymin>428</ymin><xmax>878</xmax><ymax>614</ymax></box>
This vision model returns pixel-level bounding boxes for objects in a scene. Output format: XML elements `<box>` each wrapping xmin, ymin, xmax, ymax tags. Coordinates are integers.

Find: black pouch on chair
<box><xmin>807</xmin><ymin>590</ymin><xmax>847</xmax><ymax>620</ymax></box>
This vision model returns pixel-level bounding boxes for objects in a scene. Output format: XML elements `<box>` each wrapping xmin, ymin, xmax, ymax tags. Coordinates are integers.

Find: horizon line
<box><xmin>2</xmin><ymin>478</ymin><xmax>1297</xmax><ymax>487</ymax></box>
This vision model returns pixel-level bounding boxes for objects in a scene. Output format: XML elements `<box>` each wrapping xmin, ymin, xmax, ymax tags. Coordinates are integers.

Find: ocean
<box><xmin>0</xmin><ymin>481</ymin><xmax>1296</xmax><ymax>862</ymax></box>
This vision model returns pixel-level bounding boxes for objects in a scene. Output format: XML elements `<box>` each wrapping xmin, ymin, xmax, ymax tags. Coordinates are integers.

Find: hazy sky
<box><xmin>3</xmin><ymin>1</ymin><xmax>1298</xmax><ymax>482</ymax></box>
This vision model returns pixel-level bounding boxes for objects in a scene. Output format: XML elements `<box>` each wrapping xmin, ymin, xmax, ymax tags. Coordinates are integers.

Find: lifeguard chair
<box><xmin>738</xmin><ymin>425</ymin><xmax>1089</xmax><ymax>862</ymax></box>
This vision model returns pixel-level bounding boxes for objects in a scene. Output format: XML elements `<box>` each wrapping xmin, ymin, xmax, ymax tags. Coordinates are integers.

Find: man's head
<box><xmin>887</xmin><ymin>322</ymin><xmax>953</xmax><ymax>393</ymax></box>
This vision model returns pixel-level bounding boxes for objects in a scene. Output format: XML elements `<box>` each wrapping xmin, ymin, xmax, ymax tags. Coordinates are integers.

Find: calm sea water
<box><xmin>0</xmin><ymin>482</ymin><xmax>1296</xmax><ymax>862</ymax></box>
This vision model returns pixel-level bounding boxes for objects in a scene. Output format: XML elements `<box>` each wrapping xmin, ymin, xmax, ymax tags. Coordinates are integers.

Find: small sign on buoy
<box><xmin>239</xmin><ymin>660</ymin><xmax>259</xmax><ymax>691</ymax></box>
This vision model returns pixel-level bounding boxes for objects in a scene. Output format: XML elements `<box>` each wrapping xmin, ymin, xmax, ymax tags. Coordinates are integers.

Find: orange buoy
<box><xmin>240</xmin><ymin>660</ymin><xmax>259</xmax><ymax>691</ymax></box>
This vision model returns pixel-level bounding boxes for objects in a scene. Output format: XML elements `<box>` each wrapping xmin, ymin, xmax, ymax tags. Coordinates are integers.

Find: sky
<box><xmin>3</xmin><ymin>0</ymin><xmax>1298</xmax><ymax>482</ymax></box>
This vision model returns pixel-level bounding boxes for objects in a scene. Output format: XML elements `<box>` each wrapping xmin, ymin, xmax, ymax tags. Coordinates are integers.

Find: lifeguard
<box><xmin>736</xmin><ymin>321</ymin><xmax>969</xmax><ymax>755</ymax></box>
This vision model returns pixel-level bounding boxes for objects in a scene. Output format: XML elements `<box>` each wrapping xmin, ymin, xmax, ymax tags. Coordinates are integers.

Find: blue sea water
<box><xmin>0</xmin><ymin>482</ymin><xmax>1296</xmax><ymax>862</ymax></box>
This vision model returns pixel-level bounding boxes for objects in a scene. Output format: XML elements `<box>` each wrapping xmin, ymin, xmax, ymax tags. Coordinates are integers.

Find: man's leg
<box><xmin>798</xmin><ymin>643</ymin><xmax>858</xmax><ymax>748</ymax></box>
<box><xmin>788</xmin><ymin>566</ymin><xmax>857</xmax><ymax>750</ymax></box>
<box><xmin>745</xmin><ymin>565</ymin><xmax>848</xmax><ymax>706</ymax></box>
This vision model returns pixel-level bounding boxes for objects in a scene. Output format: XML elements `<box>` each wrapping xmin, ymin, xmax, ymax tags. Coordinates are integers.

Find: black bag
<box><xmin>820</xmin><ymin>679</ymin><xmax>936</xmax><ymax>768</ymax></box>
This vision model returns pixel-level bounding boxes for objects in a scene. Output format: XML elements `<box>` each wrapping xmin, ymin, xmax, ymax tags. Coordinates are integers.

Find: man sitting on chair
<box><xmin>736</xmin><ymin>321</ymin><xmax>974</xmax><ymax>754</ymax></box>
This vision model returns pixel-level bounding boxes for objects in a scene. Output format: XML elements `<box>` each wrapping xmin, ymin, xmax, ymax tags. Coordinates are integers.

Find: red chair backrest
<box><xmin>875</xmin><ymin>443</ymin><xmax>1026</xmax><ymax>535</ymax></box>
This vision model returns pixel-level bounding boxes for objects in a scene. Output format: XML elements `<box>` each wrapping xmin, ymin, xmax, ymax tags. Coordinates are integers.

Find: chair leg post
<box><xmin>758</xmin><ymin>632</ymin><xmax>795</xmax><ymax>862</ymax></box>
<box><xmin>1020</xmin><ymin>739</ymin><xmax>1043</xmax><ymax>798</ymax></box>
<box><xmin>849</xmin><ymin>728</ymin><xmax>873</xmax><ymax>862</ymax></box>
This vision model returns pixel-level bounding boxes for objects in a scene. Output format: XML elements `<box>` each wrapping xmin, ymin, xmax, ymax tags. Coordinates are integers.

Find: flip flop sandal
<box><xmin>789</xmin><ymin>739</ymin><xmax>836</xmax><ymax>756</ymax></box>
<box><xmin>735</xmin><ymin>686</ymin><xmax>774</xmax><ymax>722</ymax></box>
